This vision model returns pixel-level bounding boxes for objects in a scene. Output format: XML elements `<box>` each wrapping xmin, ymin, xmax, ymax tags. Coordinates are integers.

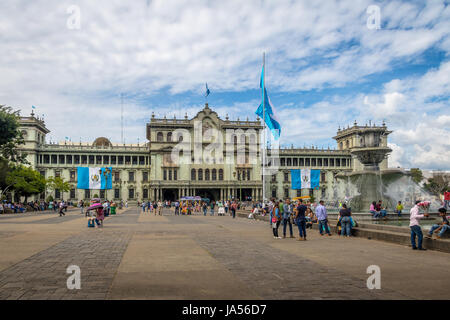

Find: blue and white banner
<box><xmin>77</xmin><ymin>167</ymin><xmax>112</xmax><ymax>190</ymax></box>
<box><xmin>290</xmin><ymin>169</ymin><xmax>320</xmax><ymax>190</ymax></box>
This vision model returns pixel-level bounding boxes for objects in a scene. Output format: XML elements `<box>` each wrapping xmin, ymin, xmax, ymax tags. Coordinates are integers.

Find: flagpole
<box><xmin>262</xmin><ymin>52</ymin><xmax>266</xmax><ymax>203</ymax></box>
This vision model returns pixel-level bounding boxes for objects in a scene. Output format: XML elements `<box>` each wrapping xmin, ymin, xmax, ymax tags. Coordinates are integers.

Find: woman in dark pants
<box><xmin>339</xmin><ymin>204</ymin><xmax>352</xmax><ymax>237</ymax></box>
<box><xmin>295</xmin><ymin>199</ymin><xmax>308</xmax><ymax>241</ymax></box>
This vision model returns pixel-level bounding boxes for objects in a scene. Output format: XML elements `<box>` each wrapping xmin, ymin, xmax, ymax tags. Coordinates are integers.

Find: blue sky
<box><xmin>0</xmin><ymin>0</ymin><xmax>449</xmax><ymax>169</ymax></box>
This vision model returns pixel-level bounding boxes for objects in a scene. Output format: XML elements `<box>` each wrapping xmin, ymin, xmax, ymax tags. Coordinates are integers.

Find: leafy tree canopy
<box><xmin>0</xmin><ymin>105</ymin><xmax>27</xmax><ymax>164</ymax></box>
<box><xmin>5</xmin><ymin>165</ymin><xmax>46</xmax><ymax>200</ymax></box>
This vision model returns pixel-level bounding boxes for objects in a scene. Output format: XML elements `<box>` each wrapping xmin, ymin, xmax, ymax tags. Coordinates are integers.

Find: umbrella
<box><xmin>293</xmin><ymin>196</ymin><xmax>310</xmax><ymax>200</ymax></box>
<box><xmin>87</xmin><ymin>203</ymin><xmax>103</xmax><ymax>211</ymax></box>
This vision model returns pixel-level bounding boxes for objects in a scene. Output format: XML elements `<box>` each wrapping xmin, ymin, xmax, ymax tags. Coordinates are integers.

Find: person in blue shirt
<box><xmin>315</xmin><ymin>200</ymin><xmax>332</xmax><ymax>236</ymax></box>
<box><xmin>282</xmin><ymin>199</ymin><xmax>294</xmax><ymax>238</ymax></box>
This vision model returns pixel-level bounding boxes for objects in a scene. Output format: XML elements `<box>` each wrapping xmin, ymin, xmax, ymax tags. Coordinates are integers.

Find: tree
<box><xmin>423</xmin><ymin>172</ymin><xmax>449</xmax><ymax>197</ymax></box>
<box><xmin>47</xmin><ymin>176</ymin><xmax>72</xmax><ymax>201</ymax></box>
<box><xmin>410</xmin><ymin>168</ymin><xmax>424</xmax><ymax>184</ymax></box>
<box><xmin>5</xmin><ymin>165</ymin><xmax>47</xmax><ymax>202</ymax></box>
<box><xmin>0</xmin><ymin>105</ymin><xmax>27</xmax><ymax>164</ymax></box>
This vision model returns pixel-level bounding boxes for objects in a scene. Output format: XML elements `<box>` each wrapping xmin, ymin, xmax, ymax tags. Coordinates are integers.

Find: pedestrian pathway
<box><xmin>0</xmin><ymin>208</ymin><xmax>449</xmax><ymax>299</ymax></box>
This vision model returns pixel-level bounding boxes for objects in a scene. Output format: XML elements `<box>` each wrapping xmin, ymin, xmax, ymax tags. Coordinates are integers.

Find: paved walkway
<box><xmin>0</xmin><ymin>208</ymin><xmax>449</xmax><ymax>299</ymax></box>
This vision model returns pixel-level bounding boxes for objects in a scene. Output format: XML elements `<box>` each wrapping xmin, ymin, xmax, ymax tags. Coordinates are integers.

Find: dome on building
<box><xmin>92</xmin><ymin>137</ymin><xmax>112</xmax><ymax>147</ymax></box>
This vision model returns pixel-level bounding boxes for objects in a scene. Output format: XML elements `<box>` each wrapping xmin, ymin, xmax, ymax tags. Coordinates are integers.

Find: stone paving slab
<box><xmin>0</xmin><ymin>228</ymin><xmax>132</xmax><ymax>300</ymax></box>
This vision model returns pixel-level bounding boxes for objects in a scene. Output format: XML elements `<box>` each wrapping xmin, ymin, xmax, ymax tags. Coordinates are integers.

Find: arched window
<box><xmin>212</xmin><ymin>169</ymin><xmax>217</xmax><ymax>180</ymax></box>
<box><xmin>233</xmin><ymin>135</ymin><xmax>237</xmax><ymax>145</ymax></box>
<box><xmin>178</xmin><ymin>134</ymin><xmax>183</xmax><ymax>142</ymax></box>
<box><xmin>346</xmin><ymin>140</ymin><xmax>349</xmax><ymax>148</ymax></box>
<box><xmin>219</xmin><ymin>169</ymin><xmax>224</xmax><ymax>180</ymax></box>
<box><xmin>191</xmin><ymin>169</ymin><xmax>196</xmax><ymax>180</ymax></box>
<box><xmin>198</xmin><ymin>169</ymin><xmax>203</xmax><ymax>181</ymax></box>
<box><xmin>247</xmin><ymin>169</ymin><xmax>251</xmax><ymax>181</ymax></box>
<box><xmin>167</xmin><ymin>132</ymin><xmax>172</xmax><ymax>142</ymax></box>
<box><xmin>157</xmin><ymin>132</ymin><xmax>164</xmax><ymax>142</ymax></box>
<box><xmin>205</xmin><ymin>169</ymin><xmax>210</xmax><ymax>181</ymax></box>
<box><xmin>249</xmin><ymin>134</ymin><xmax>256</xmax><ymax>145</ymax></box>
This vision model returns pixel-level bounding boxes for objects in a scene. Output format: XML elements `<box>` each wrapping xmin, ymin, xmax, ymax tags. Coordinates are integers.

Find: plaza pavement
<box><xmin>0</xmin><ymin>207</ymin><xmax>449</xmax><ymax>300</ymax></box>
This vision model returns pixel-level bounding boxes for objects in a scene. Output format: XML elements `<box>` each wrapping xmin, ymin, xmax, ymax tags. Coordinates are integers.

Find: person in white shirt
<box><xmin>409</xmin><ymin>200</ymin><xmax>429</xmax><ymax>250</ymax></box>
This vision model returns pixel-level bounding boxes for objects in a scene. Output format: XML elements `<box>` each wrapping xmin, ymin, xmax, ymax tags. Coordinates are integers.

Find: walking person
<box><xmin>339</xmin><ymin>204</ymin><xmax>352</xmax><ymax>237</ymax></box>
<box><xmin>59</xmin><ymin>201</ymin><xmax>65</xmax><ymax>216</ymax></box>
<box><xmin>295</xmin><ymin>199</ymin><xmax>307</xmax><ymax>241</ymax></box>
<box><xmin>316</xmin><ymin>200</ymin><xmax>332</xmax><ymax>236</ymax></box>
<box><xmin>142</xmin><ymin>201</ymin><xmax>146</xmax><ymax>213</ymax></box>
<box><xmin>282</xmin><ymin>199</ymin><xmax>294</xmax><ymax>238</ymax></box>
<box><xmin>410</xmin><ymin>200</ymin><xmax>429</xmax><ymax>250</ymax></box>
<box><xmin>272</xmin><ymin>203</ymin><xmax>281</xmax><ymax>239</ymax></box>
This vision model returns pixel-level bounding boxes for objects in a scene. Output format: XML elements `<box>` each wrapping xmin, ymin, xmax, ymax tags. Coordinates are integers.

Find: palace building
<box><xmin>16</xmin><ymin>104</ymin><xmax>391</xmax><ymax>203</ymax></box>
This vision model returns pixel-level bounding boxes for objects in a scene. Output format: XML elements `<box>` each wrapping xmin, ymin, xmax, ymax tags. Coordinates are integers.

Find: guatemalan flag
<box><xmin>77</xmin><ymin>167</ymin><xmax>112</xmax><ymax>190</ymax></box>
<box><xmin>255</xmin><ymin>66</ymin><xmax>281</xmax><ymax>140</ymax></box>
<box><xmin>291</xmin><ymin>169</ymin><xmax>320</xmax><ymax>190</ymax></box>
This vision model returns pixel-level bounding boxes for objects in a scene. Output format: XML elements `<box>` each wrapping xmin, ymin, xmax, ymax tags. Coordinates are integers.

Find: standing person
<box><xmin>153</xmin><ymin>201</ymin><xmax>158</xmax><ymax>216</ymax></box>
<box><xmin>272</xmin><ymin>204</ymin><xmax>281</xmax><ymax>239</ymax></box>
<box><xmin>295</xmin><ymin>199</ymin><xmax>307</xmax><ymax>241</ymax></box>
<box><xmin>125</xmin><ymin>201</ymin><xmax>128</xmax><ymax>208</ymax></box>
<box><xmin>79</xmin><ymin>200</ymin><xmax>84</xmax><ymax>215</ymax></box>
<box><xmin>395</xmin><ymin>201</ymin><xmax>404</xmax><ymax>217</ymax></box>
<box><xmin>339</xmin><ymin>204</ymin><xmax>352</xmax><ymax>237</ymax></box>
<box><xmin>410</xmin><ymin>200</ymin><xmax>429</xmax><ymax>250</ymax></box>
<box><xmin>174</xmin><ymin>201</ymin><xmax>179</xmax><ymax>215</ymax></box>
<box><xmin>147</xmin><ymin>200</ymin><xmax>151</xmax><ymax>213</ymax></box>
<box><xmin>444</xmin><ymin>190</ymin><xmax>450</xmax><ymax>210</ymax></box>
<box><xmin>230</xmin><ymin>200</ymin><xmax>238</xmax><ymax>219</ymax></box>
<box><xmin>158</xmin><ymin>200</ymin><xmax>162</xmax><ymax>215</ymax></box>
<box><xmin>0</xmin><ymin>202</ymin><xmax>3</xmax><ymax>214</ymax></box>
<box><xmin>282</xmin><ymin>199</ymin><xmax>294</xmax><ymax>238</ymax></box>
<box><xmin>316</xmin><ymin>200</ymin><xmax>332</xmax><ymax>236</ymax></box>
<box><xmin>210</xmin><ymin>201</ymin><xmax>215</xmax><ymax>216</ymax></box>
<box><xmin>202</xmin><ymin>202</ymin><xmax>207</xmax><ymax>216</ymax></box>
<box><xmin>225</xmin><ymin>201</ymin><xmax>229</xmax><ymax>215</ymax></box>
<box><xmin>268</xmin><ymin>198</ymin><xmax>275</xmax><ymax>228</ymax></box>
<box><xmin>141</xmin><ymin>201</ymin><xmax>146</xmax><ymax>213</ymax></box>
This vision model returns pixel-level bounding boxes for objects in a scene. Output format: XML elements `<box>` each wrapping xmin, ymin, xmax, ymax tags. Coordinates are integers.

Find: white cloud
<box><xmin>0</xmin><ymin>0</ymin><xmax>448</xmax><ymax>169</ymax></box>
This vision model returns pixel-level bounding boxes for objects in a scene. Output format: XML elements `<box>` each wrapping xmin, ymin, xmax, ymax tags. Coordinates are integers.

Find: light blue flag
<box><xmin>77</xmin><ymin>167</ymin><xmax>112</xmax><ymax>190</ymax></box>
<box><xmin>310</xmin><ymin>170</ymin><xmax>320</xmax><ymax>190</ymax></box>
<box><xmin>255</xmin><ymin>87</ymin><xmax>281</xmax><ymax>140</ymax></box>
<box><xmin>77</xmin><ymin>167</ymin><xmax>89</xmax><ymax>189</ymax></box>
<box><xmin>291</xmin><ymin>169</ymin><xmax>301</xmax><ymax>189</ymax></box>
<box><xmin>32</xmin><ymin>105</ymin><xmax>36</xmax><ymax>109</ymax></box>
<box><xmin>290</xmin><ymin>169</ymin><xmax>320</xmax><ymax>190</ymax></box>
<box><xmin>205</xmin><ymin>83</ymin><xmax>210</xmax><ymax>97</ymax></box>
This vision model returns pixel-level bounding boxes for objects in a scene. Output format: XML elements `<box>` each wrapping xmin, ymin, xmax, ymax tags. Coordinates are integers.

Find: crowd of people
<box><xmin>0</xmin><ymin>199</ymin><xmax>73</xmax><ymax>215</ymax></box>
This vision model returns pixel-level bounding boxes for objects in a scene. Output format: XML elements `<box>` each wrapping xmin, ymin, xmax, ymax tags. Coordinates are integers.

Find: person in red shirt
<box><xmin>444</xmin><ymin>190</ymin><xmax>450</xmax><ymax>210</ymax></box>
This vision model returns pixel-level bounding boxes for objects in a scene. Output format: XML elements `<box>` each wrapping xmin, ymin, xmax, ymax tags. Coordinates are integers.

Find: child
<box><xmin>395</xmin><ymin>201</ymin><xmax>404</xmax><ymax>217</ymax></box>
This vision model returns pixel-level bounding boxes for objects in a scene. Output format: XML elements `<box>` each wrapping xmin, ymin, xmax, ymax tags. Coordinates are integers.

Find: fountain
<box><xmin>329</xmin><ymin>122</ymin><xmax>440</xmax><ymax>212</ymax></box>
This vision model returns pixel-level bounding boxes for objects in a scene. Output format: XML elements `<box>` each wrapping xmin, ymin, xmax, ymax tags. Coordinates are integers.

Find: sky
<box><xmin>0</xmin><ymin>0</ymin><xmax>449</xmax><ymax>170</ymax></box>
